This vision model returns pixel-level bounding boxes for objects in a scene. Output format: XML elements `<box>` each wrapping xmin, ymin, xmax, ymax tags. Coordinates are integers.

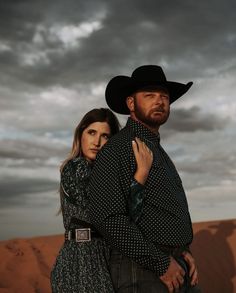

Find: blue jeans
<box><xmin>109</xmin><ymin>250</ymin><xmax>201</xmax><ymax>293</ymax></box>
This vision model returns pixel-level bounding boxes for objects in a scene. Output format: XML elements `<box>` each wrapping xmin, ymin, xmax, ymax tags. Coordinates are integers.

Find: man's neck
<box><xmin>129</xmin><ymin>114</ymin><xmax>160</xmax><ymax>134</ymax></box>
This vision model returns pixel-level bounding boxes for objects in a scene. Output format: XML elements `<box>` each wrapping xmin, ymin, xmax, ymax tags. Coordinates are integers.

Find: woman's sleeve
<box><xmin>61</xmin><ymin>159</ymin><xmax>90</xmax><ymax>206</ymax></box>
<box><xmin>128</xmin><ymin>178</ymin><xmax>145</xmax><ymax>223</ymax></box>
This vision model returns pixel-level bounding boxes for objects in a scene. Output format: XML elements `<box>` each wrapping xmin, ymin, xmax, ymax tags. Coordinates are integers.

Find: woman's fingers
<box><xmin>132</xmin><ymin>137</ymin><xmax>153</xmax><ymax>166</ymax></box>
<box><xmin>132</xmin><ymin>139</ymin><xmax>138</xmax><ymax>152</ymax></box>
<box><xmin>134</xmin><ymin>137</ymin><xmax>142</xmax><ymax>150</ymax></box>
<box><xmin>134</xmin><ymin>138</ymin><xmax>152</xmax><ymax>154</ymax></box>
<box><xmin>132</xmin><ymin>137</ymin><xmax>153</xmax><ymax>185</ymax></box>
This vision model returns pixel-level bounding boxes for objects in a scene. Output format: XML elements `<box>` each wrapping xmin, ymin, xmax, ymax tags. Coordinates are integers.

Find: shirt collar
<box><xmin>126</xmin><ymin>117</ymin><xmax>160</xmax><ymax>147</ymax></box>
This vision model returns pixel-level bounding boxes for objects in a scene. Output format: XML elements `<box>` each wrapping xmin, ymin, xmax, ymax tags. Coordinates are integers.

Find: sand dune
<box><xmin>0</xmin><ymin>219</ymin><xmax>235</xmax><ymax>293</ymax></box>
<box><xmin>191</xmin><ymin>219</ymin><xmax>236</xmax><ymax>292</ymax></box>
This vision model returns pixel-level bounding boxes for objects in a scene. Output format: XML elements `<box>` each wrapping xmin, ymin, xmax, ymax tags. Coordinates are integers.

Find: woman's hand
<box><xmin>132</xmin><ymin>137</ymin><xmax>153</xmax><ymax>185</ymax></box>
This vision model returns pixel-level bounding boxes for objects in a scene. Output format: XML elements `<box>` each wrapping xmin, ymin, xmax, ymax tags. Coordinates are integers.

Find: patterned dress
<box><xmin>50</xmin><ymin>157</ymin><xmax>145</xmax><ymax>293</ymax></box>
<box><xmin>50</xmin><ymin>157</ymin><xmax>115</xmax><ymax>293</ymax></box>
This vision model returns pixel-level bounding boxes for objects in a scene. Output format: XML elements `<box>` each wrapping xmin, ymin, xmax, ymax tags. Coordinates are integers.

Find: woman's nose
<box><xmin>93</xmin><ymin>135</ymin><xmax>101</xmax><ymax>146</ymax></box>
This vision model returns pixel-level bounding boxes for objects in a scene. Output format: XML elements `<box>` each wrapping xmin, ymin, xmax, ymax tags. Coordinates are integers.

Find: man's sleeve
<box><xmin>89</xmin><ymin>144</ymin><xmax>170</xmax><ymax>276</ymax></box>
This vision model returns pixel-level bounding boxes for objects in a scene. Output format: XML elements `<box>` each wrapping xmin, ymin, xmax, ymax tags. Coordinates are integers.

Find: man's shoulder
<box><xmin>106</xmin><ymin>125</ymin><xmax>133</xmax><ymax>148</ymax></box>
<box><xmin>97</xmin><ymin>125</ymin><xmax>133</xmax><ymax>161</ymax></box>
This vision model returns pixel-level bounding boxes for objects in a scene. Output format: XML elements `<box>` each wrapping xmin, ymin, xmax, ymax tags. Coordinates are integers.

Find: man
<box><xmin>89</xmin><ymin>65</ymin><xmax>201</xmax><ymax>293</ymax></box>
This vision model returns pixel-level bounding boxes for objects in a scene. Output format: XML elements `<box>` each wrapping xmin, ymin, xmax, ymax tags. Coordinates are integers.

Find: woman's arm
<box><xmin>129</xmin><ymin>138</ymin><xmax>153</xmax><ymax>222</ymax></box>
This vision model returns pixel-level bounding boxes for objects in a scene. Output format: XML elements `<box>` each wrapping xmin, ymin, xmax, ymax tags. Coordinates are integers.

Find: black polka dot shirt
<box><xmin>89</xmin><ymin>118</ymin><xmax>193</xmax><ymax>276</ymax></box>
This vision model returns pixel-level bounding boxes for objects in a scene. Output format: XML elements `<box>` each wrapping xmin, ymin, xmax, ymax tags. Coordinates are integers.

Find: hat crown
<box><xmin>131</xmin><ymin>65</ymin><xmax>167</xmax><ymax>83</ymax></box>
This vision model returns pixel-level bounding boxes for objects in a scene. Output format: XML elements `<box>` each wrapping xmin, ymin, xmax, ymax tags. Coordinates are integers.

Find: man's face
<box><xmin>129</xmin><ymin>89</ymin><xmax>170</xmax><ymax>128</ymax></box>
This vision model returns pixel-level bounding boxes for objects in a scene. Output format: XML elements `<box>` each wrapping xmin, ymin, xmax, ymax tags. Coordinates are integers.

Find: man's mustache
<box><xmin>150</xmin><ymin>107</ymin><xmax>165</xmax><ymax>113</ymax></box>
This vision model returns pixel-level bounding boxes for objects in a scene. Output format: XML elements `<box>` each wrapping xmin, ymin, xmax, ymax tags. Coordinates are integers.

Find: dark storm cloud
<box><xmin>166</xmin><ymin>106</ymin><xmax>229</xmax><ymax>132</ymax></box>
<box><xmin>0</xmin><ymin>139</ymin><xmax>68</xmax><ymax>161</ymax></box>
<box><xmin>180</xmin><ymin>152</ymin><xmax>236</xmax><ymax>177</ymax></box>
<box><xmin>0</xmin><ymin>0</ymin><xmax>235</xmax><ymax>238</ymax></box>
<box><xmin>0</xmin><ymin>177</ymin><xmax>58</xmax><ymax>208</ymax></box>
<box><xmin>0</xmin><ymin>0</ymin><xmax>103</xmax><ymax>41</ymax></box>
<box><xmin>92</xmin><ymin>0</ymin><xmax>236</xmax><ymax>78</ymax></box>
<box><xmin>0</xmin><ymin>0</ymin><xmax>235</xmax><ymax>89</ymax></box>
<box><xmin>176</xmin><ymin>149</ymin><xmax>236</xmax><ymax>191</ymax></box>
<box><xmin>72</xmin><ymin>0</ymin><xmax>236</xmax><ymax>83</ymax></box>
<box><xmin>0</xmin><ymin>0</ymin><xmax>106</xmax><ymax>88</ymax></box>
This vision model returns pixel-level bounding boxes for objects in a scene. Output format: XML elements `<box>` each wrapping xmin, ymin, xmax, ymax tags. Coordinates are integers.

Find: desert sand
<box><xmin>0</xmin><ymin>219</ymin><xmax>235</xmax><ymax>293</ymax></box>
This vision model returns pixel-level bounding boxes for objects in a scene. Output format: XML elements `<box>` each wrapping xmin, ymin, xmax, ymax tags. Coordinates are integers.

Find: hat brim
<box><xmin>105</xmin><ymin>75</ymin><xmax>193</xmax><ymax>114</ymax></box>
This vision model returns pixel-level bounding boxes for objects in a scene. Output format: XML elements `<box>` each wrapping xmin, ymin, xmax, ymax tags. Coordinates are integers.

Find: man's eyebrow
<box><xmin>143</xmin><ymin>91</ymin><xmax>169</xmax><ymax>95</ymax></box>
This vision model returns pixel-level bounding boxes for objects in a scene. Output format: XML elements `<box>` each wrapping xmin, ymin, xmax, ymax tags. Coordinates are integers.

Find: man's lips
<box><xmin>151</xmin><ymin>108</ymin><xmax>165</xmax><ymax>114</ymax></box>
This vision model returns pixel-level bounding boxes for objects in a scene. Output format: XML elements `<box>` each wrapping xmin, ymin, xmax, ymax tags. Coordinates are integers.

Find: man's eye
<box><xmin>162</xmin><ymin>95</ymin><xmax>169</xmax><ymax>99</ymax></box>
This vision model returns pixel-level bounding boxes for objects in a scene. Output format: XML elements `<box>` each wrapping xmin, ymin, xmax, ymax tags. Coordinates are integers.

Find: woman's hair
<box><xmin>60</xmin><ymin>108</ymin><xmax>120</xmax><ymax>171</ymax></box>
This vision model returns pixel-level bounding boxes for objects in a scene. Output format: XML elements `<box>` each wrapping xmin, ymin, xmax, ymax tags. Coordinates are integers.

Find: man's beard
<box><xmin>134</xmin><ymin>101</ymin><xmax>170</xmax><ymax>128</ymax></box>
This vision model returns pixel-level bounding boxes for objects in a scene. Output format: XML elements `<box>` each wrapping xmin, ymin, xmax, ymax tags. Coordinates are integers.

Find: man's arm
<box><xmin>89</xmin><ymin>143</ymin><xmax>170</xmax><ymax>276</ymax></box>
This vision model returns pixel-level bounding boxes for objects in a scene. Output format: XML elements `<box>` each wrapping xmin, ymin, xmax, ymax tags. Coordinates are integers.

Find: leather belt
<box><xmin>65</xmin><ymin>228</ymin><xmax>101</xmax><ymax>242</ymax></box>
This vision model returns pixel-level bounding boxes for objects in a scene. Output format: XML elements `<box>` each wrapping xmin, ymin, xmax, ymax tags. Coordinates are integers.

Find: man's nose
<box><xmin>154</xmin><ymin>94</ymin><xmax>164</xmax><ymax>104</ymax></box>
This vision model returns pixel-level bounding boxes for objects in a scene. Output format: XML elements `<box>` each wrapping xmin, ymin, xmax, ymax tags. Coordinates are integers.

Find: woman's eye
<box><xmin>88</xmin><ymin>130</ymin><xmax>96</xmax><ymax>135</ymax></box>
<box><xmin>102</xmin><ymin>134</ymin><xmax>109</xmax><ymax>139</ymax></box>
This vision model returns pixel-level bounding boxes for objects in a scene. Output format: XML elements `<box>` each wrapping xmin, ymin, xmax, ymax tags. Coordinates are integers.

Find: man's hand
<box><xmin>160</xmin><ymin>257</ymin><xmax>185</xmax><ymax>292</ymax></box>
<box><xmin>182</xmin><ymin>251</ymin><xmax>199</xmax><ymax>286</ymax></box>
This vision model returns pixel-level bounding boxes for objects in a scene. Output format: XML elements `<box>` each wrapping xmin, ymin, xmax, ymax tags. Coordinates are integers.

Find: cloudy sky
<box><xmin>0</xmin><ymin>0</ymin><xmax>236</xmax><ymax>240</ymax></box>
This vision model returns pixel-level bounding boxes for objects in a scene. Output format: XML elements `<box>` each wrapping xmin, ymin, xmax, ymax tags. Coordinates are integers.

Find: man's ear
<box><xmin>126</xmin><ymin>96</ymin><xmax>134</xmax><ymax>112</ymax></box>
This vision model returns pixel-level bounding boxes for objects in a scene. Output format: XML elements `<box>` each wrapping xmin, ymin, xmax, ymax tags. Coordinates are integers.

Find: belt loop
<box><xmin>68</xmin><ymin>230</ymin><xmax>71</xmax><ymax>241</ymax></box>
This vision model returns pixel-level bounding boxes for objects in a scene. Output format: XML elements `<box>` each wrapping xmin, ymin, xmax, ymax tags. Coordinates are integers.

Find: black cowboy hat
<box><xmin>105</xmin><ymin>65</ymin><xmax>193</xmax><ymax>114</ymax></box>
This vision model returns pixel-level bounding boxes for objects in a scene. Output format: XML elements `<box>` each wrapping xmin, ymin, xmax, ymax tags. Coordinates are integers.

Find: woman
<box><xmin>51</xmin><ymin>108</ymin><xmax>153</xmax><ymax>292</ymax></box>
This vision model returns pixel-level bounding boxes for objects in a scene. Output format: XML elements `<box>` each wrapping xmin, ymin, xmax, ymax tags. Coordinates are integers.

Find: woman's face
<box><xmin>81</xmin><ymin>121</ymin><xmax>111</xmax><ymax>162</ymax></box>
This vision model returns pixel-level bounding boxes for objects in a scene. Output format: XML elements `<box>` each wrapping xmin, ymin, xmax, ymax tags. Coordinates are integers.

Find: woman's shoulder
<box><xmin>62</xmin><ymin>157</ymin><xmax>92</xmax><ymax>181</ymax></box>
<box><xmin>61</xmin><ymin>157</ymin><xmax>92</xmax><ymax>200</ymax></box>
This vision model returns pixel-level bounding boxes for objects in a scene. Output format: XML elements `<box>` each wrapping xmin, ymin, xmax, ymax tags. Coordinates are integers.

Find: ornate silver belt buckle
<box><xmin>75</xmin><ymin>228</ymin><xmax>91</xmax><ymax>242</ymax></box>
